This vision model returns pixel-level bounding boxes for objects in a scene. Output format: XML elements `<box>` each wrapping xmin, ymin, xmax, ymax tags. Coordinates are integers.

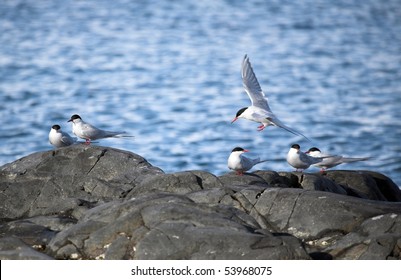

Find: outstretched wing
<box><xmin>241</xmin><ymin>54</ymin><xmax>271</xmax><ymax>111</ymax></box>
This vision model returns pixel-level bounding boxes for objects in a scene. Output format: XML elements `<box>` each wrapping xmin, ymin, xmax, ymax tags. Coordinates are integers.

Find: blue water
<box><xmin>1</xmin><ymin>0</ymin><xmax>401</xmax><ymax>187</ymax></box>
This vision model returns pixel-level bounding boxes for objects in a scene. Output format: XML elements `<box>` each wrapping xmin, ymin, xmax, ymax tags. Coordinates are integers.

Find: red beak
<box><xmin>243</xmin><ymin>149</ymin><xmax>249</xmax><ymax>152</ymax></box>
<box><xmin>231</xmin><ymin>117</ymin><xmax>238</xmax><ymax>124</ymax></box>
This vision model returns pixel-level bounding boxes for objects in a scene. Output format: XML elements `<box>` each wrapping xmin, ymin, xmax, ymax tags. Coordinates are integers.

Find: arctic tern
<box><xmin>49</xmin><ymin>124</ymin><xmax>77</xmax><ymax>148</ymax></box>
<box><xmin>306</xmin><ymin>147</ymin><xmax>371</xmax><ymax>171</ymax></box>
<box><xmin>231</xmin><ymin>55</ymin><xmax>309</xmax><ymax>141</ymax></box>
<box><xmin>68</xmin><ymin>114</ymin><xmax>133</xmax><ymax>144</ymax></box>
<box><xmin>227</xmin><ymin>147</ymin><xmax>268</xmax><ymax>175</ymax></box>
<box><xmin>286</xmin><ymin>144</ymin><xmax>326</xmax><ymax>171</ymax></box>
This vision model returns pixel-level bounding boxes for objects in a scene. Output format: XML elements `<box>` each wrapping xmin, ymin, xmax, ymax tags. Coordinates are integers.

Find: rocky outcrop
<box><xmin>1</xmin><ymin>145</ymin><xmax>400</xmax><ymax>260</ymax></box>
<box><xmin>0</xmin><ymin>145</ymin><xmax>163</xmax><ymax>221</ymax></box>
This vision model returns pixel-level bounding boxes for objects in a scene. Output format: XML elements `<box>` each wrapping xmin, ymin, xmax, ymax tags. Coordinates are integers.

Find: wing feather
<box><xmin>241</xmin><ymin>55</ymin><xmax>271</xmax><ymax>111</ymax></box>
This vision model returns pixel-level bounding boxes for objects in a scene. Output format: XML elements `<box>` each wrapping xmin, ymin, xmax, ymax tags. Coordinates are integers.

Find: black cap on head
<box><xmin>232</xmin><ymin>147</ymin><xmax>245</xmax><ymax>152</ymax></box>
<box><xmin>308</xmin><ymin>147</ymin><xmax>321</xmax><ymax>152</ymax></box>
<box><xmin>235</xmin><ymin>107</ymin><xmax>248</xmax><ymax>118</ymax></box>
<box><xmin>52</xmin><ymin>124</ymin><xmax>61</xmax><ymax>130</ymax></box>
<box><xmin>68</xmin><ymin>114</ymin><xmax>81</xmax><ymax>122</ymax></box>
<box><xmin>291</xmin><ymin>144</ymin><xmax>300</xmax><ymax>149</ymax></box>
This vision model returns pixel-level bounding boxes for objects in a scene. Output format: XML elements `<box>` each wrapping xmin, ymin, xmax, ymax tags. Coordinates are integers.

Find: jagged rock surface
<box><xmin>1</xmin><ymin>145</ymin><xmax>401</xmax><ymax>260</ymax></box>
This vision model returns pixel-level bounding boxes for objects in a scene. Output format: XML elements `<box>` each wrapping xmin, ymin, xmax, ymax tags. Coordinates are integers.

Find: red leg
<box><xmin>257</xmin><ymin>124</ymin><xmax>266</xmax><ymax>131</ymax></box>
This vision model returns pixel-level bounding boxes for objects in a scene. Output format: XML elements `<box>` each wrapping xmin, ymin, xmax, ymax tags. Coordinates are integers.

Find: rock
<box><xmin>218</xmin><ymin>172</ymin><xmax>269</xmax><ymax>188</ymax></box>
<box><xmin>323</xmin><ymin>213</ymin><xmax>401</xmax><ymax>259</ymax></box>
<box><xmin>0</xmin><ymin>219</ymin><xmax>57</xmax><ymax>246</ymax></box>
<box><xmin>1</xmin><ymin>146</ymin><xmax>401</xmax><ymax>260</ymax></box>
<box><xmin>254</xmin><ymin>171</ymin><xmax>299</xmax><ymax>188</ymax></box>
<box><xmin>247</xmin><ymin>188</ymin><xmax>401</xmax><ymax>240</ymax></box>
<box><xmin>364</xmin><ymin>171</ymin><xmax>401</xmax><ymax>202</ymax></box>
<box><xmin>290</xmin><ymin>173</ymin><xmax>348</xmax><ymax>195</ymax></box>
<box><xmin>46</xmin><ymin>193</ymin><xmax>310</xmax><ymax>260</ymax></box>
<box><xmin>126</xmin><ymin>170</ymin><xmax>223</xmax><ymax>197</ymax></box>
<box><xmin>0</xmin><ymin>237</ymin><xmax>53</xmax><ymax>260</ymax></box>
<box><xmin>0</xmin><ymin>145</ymin><xmax>163</xmax><ymax>220</ymax></box>
<box><xmin>186</xmin><ymin>188</ymin><xmax>227</xmax><ymax>205</ymax></box>
<box><xmin>324</xmin><ymin>171</ymin><xmax>393</xmax><ymax>201</ymax></box>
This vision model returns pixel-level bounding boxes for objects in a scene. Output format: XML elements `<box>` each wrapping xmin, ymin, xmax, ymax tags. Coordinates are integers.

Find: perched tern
<box><xmin>286</xmin><ymin>144</ymin><xmax>326</xmax><ymax>172</ymax></box>
<box><xmin>231</xmin><ymin>55</ymin><xmax>309</xmax><ymax>140</ymax></box>
<box><xmin>306</xmin><ymin>147</ymin><xmax>371</xmax><ymax>172</ymax></box>
<box><xmin>49</xmin><ymin>124</ymin><xmax>76</xmax><ymax>148</ymax></box>
<box><xmin>68</xmin><ymin>114</ymin><xmax>133</xmax><ymax>144</ymax></box>
<box><xmin>228</xmin><ymin>147</ymin><xmax>268</xmax><ymax>175</ymax></box>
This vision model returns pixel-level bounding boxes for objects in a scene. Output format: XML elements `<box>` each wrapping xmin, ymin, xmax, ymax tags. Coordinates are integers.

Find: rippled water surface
<box><xmin>1</xmin><ymin>0</ymin><xmax>401</xmax><ymax>187</ymax></box>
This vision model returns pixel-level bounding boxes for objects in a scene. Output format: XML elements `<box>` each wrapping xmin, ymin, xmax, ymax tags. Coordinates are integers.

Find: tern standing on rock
<box><xmin>306</xmin><ymin>147</ymin><xmax>371</xmax><ymax>172</ymax></box>
<box><xmin>286</xmin><ymin>144</ymin><xmax>326</xmax><ymax>172</ymax></box>
<box><xmin>231</xmin><ymin>55</ymin><xmax>309</xmax><ymax>141</ymax></box>
<box><xmin>228</xmin><ymin>147</ymin><xmax>268</xmax><ymax>175</ymax></box>
<box><xmin>49</xmin><ymin>124</ymin><xmax>76</xmax><ymax>148</ymax></box>
<box><xmin>68</xmin><ymin>114</ymin><xmax>133</xmax><ymax>144</ymax></box>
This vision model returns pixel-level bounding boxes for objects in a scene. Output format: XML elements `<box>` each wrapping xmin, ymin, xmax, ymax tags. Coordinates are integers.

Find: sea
<box><xmin>1</xmin><ymin>0</ymin><xmax>401</xmax><ymax>187</ymax></box>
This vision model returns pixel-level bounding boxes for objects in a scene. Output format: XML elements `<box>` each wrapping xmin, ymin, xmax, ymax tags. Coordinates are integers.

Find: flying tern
<box><xmin>231</xmin><ymin>55</ymin><xmax>309</xmax><ymax>140</ymax></box>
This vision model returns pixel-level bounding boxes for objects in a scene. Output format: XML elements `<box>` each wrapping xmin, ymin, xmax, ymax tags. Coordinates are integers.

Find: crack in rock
<box><xmin>285</xmin><ymin>191</ymin><xmax>304</xmax><ymax>229</ymax></box>
<box><xmin>86</xmin><ymin>149</ymin><xmax>107</xmax><ymax>175</ymax></box>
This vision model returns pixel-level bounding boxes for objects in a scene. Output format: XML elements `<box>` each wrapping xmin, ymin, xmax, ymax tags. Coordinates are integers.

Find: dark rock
<box><xmin>324</xmin><ymin>171</ymin><xmax>390</xmax><ymax>201</ymax></box>
<box><xmin>323</xmin><ymin>213</ymin><xmax>401</xmax><ymax>259</ymax></box>
<box><xmin>364</xmin><ymin>171</ymin><xmax>401</xmax><ymax>202</ymax></box>
<box><xmin>126</xmin><ymin>170</ymin><xmax>223</xmax><ymax>197</ymax></box>
<box><xmin>104</xmin><ymin>235</ymin><xmax>131</xmax><ymax>260</ymax></box>
<box><xmin>0</xmin><ymin>237</ymin><xmax>53</xmax><ymax>260</ymax></box>
<box><xmin>186</xmin><ymin>188</ymin><xmax>227</xmax><ymax>204</ymax></box>
<box><xmin>46</xmin><ymin>193</ymin><xmax>310</xmax><ymax>259</ymax></box>
<box><xmin>1</xmin><ymin>147</ymin><xmax>401</xmax><ymax>260</ymax></box>
<box><xmin>291</xmin><ymin>173</ymin><xmax>347</xmax><ymax>194</ymax></box>
<box><xmin>0</xmin><ymin>219</ymin><xmax>57</xmax><ymax>246</ymax></box>
<box><xmin>245</xmin><ymin>188</ymin><xmax>401</xmax><ymax>240</ymax></box>
<box><xmin>253</xmin><ymin>171</ymin><xmax>299</xmax><ymax>188</ymax></box>
<box><xmin>254</xmin><ymin>171</ymin><xmax>401</xmax><ymax>201</ymax></box>
<box><xmin>0</xmin><ymin>145</ymin><xmax>163</xmax><ymax>220</ymax></box>
<box><xmin>218</xmin><ymin>172</ymin><xmax>269</xmax><ymax>188</ymax></box>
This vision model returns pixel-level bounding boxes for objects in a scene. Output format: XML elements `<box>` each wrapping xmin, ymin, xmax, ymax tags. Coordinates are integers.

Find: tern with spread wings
<box><xmin>232</xmin><ymin>55</ymin><xmax>309</xmax><ymax>140</ymax></box>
